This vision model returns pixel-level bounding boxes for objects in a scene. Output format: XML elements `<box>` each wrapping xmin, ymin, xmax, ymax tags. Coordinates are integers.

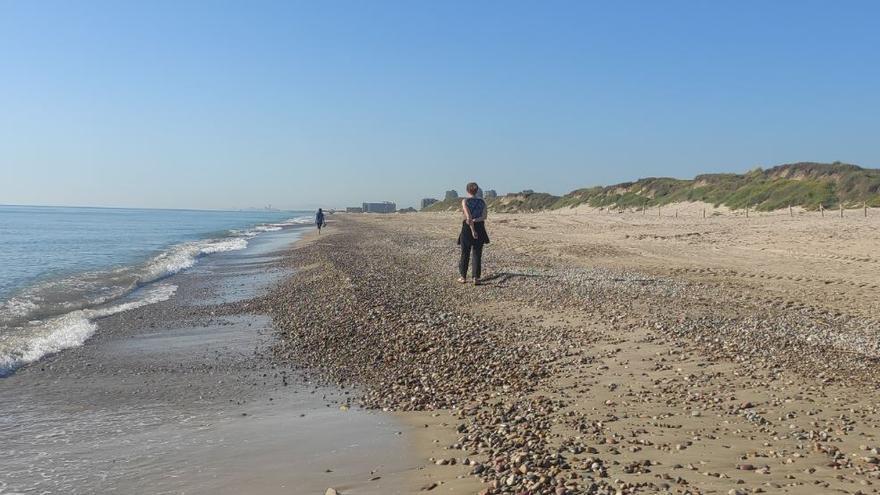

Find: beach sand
<box><xmin>3</xmin><ymin>209</ymin><xmax>878</xmax><ymax>494</ymax></box>
<box><xmin>267</xmin><ymin>210</ymin><xmax>880</xmax><ymax>494</ymax></box>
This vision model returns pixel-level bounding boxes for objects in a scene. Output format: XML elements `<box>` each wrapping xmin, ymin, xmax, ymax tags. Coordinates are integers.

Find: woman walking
<box><xmin>457</xmin><ymin>182</ymin><xmax>489</xmax><ymax>285</ymax></box>
<box><xmin>315</xmin><ymin>208</ymin><xmax>325</xmax><ymax>234</ymax></box>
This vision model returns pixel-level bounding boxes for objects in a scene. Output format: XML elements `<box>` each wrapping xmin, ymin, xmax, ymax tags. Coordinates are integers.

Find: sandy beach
<box><xmin>3</xmin><ymin>209</ymin><xmax>878</xmax><ymax>494</ymax></box>
<box><xmin>268</xmin><ymin>209</ymin><xmax>880</xmax><ymax>494</ymax></box>
<box><xmin>6</xmin><ymin>3</ymin><xmax>880</xmax><ymax>493</ymax></box>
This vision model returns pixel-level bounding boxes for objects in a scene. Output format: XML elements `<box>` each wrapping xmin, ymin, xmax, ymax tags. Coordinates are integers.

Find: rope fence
<box><xmin>585</xmin><ymin>200</ymin><xmax>876</xmax><ymax>219</ymax></box>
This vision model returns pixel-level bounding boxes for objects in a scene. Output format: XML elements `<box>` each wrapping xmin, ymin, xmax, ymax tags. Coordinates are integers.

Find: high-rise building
<box><xmin>421</xmin><ymin>198</ymin><xmax>439</xmax><ymax>209</ymax></box>
<box><xmin>362</xmin><ymin>202</ymin><xmax>397</xmax><ymax>213</ymax></box>
<box><xmin>483</xmin><ymin>189</ymin><xmax>497</xmax><ymax>199</ymax></box>
<box><xmin>445</xmin><ymin>190</ymin><xmax>459</xmax><ymax>200</ymax></box>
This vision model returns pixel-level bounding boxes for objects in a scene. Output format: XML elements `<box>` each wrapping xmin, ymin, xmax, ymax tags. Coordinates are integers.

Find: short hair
<box><xmin>466</xmin><ymin>182</ymin><xmax>479</xmax><ymax>195</ymax></box>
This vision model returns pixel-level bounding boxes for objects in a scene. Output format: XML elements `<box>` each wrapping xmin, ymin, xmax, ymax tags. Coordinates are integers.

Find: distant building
<box><xmin>483</xmin><ymin>189</ymin><xmax>497</xmax><ymax>199</ymax></box>
<box><xmin>346</xmin><ymin>207</ymin><xmax>363</xmax><ymax>213</ymax></box>
<box><xmin>362</xmin><ymin>201</ymin><xmax>396</xmax><ymax>213</ymax></box>
<box><xmin>398</xmin><ymin>207</ymin><xmax>417</xmax><ymax>213</ymax></box>
<box><xmin>445</xmin><ymin>190</ymin><xmax>459</xmax><ymax>200</ymax></box>
<box><xmin>421</xmin><ymin>198</ymin><xmax>439</xmax><ymax>209</ymax></box>
<box><xmin>521</xmin><ymin>189</ymin><xmax>535</xmax><ymax>195</ymax></box>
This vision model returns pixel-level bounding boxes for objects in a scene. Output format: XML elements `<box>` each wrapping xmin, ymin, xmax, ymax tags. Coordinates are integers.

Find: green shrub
<box><xmin>423</xmin><ymin>162</ymin><xmax>880</xmax><ymax>213</ymax></box>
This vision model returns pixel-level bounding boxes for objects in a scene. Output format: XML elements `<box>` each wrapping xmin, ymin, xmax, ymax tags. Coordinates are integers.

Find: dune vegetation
<box><xmin>423</xmin><ymin>162</ymin><xmax>880</xmax><ymax>213</ymax></box>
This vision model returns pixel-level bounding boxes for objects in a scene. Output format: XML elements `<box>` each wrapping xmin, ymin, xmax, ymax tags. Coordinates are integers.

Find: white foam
<box><xmin>231</xmin><ymin>216</ymin><xmax>311</xmax><ymax>238</ymax></box>
<box><xmin>0</xmin><ymin>214</ymin><xmax>303</xmax><ymax>372</ymax></box>
<box><xmin>1</xmin><ymin>234</ymin><xmax>256</xmax><ymax>327</ymax></box>
<box><xmin>141</xmin><ymin>238</ymin><xmax>248</xmax><ymax>282</ymax></box>
<box><xmin>2</xmin><ymin>312</ymin><xmax>98</xmax><ymax>372</ymax></box>
<box><xmin>199</xmin><ymin>237</ymin><xmax>248</xmax><ymax>254</ymax></box>
<box><xmin>0</xmin><ymin>284</ymin><xmax>177</xmax><ymax>375</ymax></box>
<box><xmin>0</xmin><ymin>297</ymin><xmax>39</xmax><ymax>320</ymax></box>
<box><xmin>284</xmin><ymin>216</ymin><xmax>313</xmax><ymax>225</ymax></box>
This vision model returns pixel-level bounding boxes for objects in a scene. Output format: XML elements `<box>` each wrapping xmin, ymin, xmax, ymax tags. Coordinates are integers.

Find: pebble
<box><xmin>266</xmin><ymin>217</ymin><xmax>880</xmax><ymax>495</ymax></box>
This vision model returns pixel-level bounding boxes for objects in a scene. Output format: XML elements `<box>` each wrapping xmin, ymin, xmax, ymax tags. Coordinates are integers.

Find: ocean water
<box><xmin>0</xmin><ymin>205</ymin><xmax>311</xmax><ymax>375</ymax></box>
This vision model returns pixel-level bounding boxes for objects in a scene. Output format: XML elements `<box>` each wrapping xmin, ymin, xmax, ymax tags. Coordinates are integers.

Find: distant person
<box><xmin>316</xmin><ymin>208</ymin><xmax>325</xmax><ymax>234</ymax></box>
<box><xmin>458</xmin><ymin>182</ymin><xmax>489</xmax><ymax>285</ymax></box>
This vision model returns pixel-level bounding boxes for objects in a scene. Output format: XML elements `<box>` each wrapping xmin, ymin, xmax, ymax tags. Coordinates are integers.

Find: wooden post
<box><xmin>643</xmin><ymin>199</ymin><xmax>647</xmax><ymax>215</ymax></box>
<box><xmin>702</xmin><ymin>208</ymin><xmax>706</xmax><ymax>219</ymax></box>
<box><xmin>789</xmin><ymin>204</ymin><xmax>793</xmax><ymax>217</ymax></box>
<box><xmin>840</xmin><ymin>203</ymin><xmax>844</xmax><ymax>218</ymax></box>
<box><xmin>820</xmin><ymin>204</ymin><xmax>824</xmax><ymax>217</ymax></box>
<box><xmin>675</xmin><ymin>210</ymin><xmax>678</xmax><ymax>218</ymax></box>
<box><xmin>658</xmin><ymin>205</ymin><xmax>661</xmax><ymax>217</ymax></box>
<box><xmin>865</xmin><ymin>201</ymin><xmax>868</xmax><ymax>218</ymax></box>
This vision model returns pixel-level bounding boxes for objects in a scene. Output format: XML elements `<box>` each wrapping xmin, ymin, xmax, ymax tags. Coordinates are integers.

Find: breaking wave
<box><xmin>0</xmin><ymin>214</ymin><xmax>312</xmax><ymax>375</ymax></box>
<box><xmin>0</xmin><ymin>284</ymin><xmax>177</xmax><ymax>375</ymax></box>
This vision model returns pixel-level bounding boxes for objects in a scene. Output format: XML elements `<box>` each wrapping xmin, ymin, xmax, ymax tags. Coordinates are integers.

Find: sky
<box><xmin>1</xmin><ymin>1</ymin><xmax>878</xmax><ymax>210</ymax></box>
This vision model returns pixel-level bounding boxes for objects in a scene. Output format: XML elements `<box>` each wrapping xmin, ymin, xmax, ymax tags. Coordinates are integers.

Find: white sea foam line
<box><xmin>141</xmin><ymin>238</ymin><xmax>248</xmax><ymax>282</ymax></box>
<box><xmin>1</xmin><ymin>235</ymin><xmax>251</xmax><ymax>326</ymax></box>
<box><xmin>275</xmin><ymin>216</ymin><xmax>312</xmax><ymax>226</ymax></box>
<box><xmin>0</xmin><ymin>219</ymin><xmax>283</xmax><ymax>354</ymax></box>
<box><xmin>0</xmin><ymin>297</ymin><xmax>39</xmax><ymax>319</ymax></box>
<box><xmin>0</xmin><ymin>284</ymin><xmax>178</xmax><ymax>375</ymax></box>
<box><xmin>232</xmin><ymin>216</ymin><xmax>311</xmax><ymax>237</ymax></box>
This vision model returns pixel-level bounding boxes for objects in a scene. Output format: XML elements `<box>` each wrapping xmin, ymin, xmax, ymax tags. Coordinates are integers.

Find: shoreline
<box><xmin>0</xmin><ymin>223</ymin><xmax>426</xmax><ymax>495</ymax></box>
<box><xmin>0</xmin><ymin>208</ymin><xmax>311</xmax><ymax>376</ymax></box>
<box><xmin>2</xmin><ymin>211</ymin><xmax>879</xmax><ymax>494</ymax></box>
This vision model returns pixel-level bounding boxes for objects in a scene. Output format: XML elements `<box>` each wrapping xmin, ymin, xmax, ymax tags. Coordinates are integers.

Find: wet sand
<box><xmin>0</xmin><ymin>226</ymin><xmax>421</xmax><ymax>495</ymax></box>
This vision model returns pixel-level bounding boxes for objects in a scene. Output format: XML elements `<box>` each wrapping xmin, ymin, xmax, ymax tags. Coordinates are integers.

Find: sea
<box><xmin>0</xmin><ymin>205</ymin><xmax>312</xmax><ymax>375</ymax></box>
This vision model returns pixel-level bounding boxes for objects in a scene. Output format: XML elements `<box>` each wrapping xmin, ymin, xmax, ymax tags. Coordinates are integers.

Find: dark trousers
<box><xmin>459</xmin><ymin>224</ymin><xmax>485</xmax><ymax>279</ymax></box>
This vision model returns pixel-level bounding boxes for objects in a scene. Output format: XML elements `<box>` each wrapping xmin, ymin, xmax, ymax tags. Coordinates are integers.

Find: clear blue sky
<box><xmin>1</xmin><ymin>1</ymin><xmax>878</xmax><ymax>210</ymax></box>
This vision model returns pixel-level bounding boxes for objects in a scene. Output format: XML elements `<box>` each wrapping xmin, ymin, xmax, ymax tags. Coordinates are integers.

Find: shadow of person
<box><xmin>478</xmin><ymin>271</ymin><xmax>552</xmax><ymax>285</ymax></box>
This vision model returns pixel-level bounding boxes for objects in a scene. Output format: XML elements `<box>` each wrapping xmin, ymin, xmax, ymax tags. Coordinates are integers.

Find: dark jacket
<box><xmin>457</xmin><ymin>220</ymin><xmax>489</xmax><ymax>245</ymax></box>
